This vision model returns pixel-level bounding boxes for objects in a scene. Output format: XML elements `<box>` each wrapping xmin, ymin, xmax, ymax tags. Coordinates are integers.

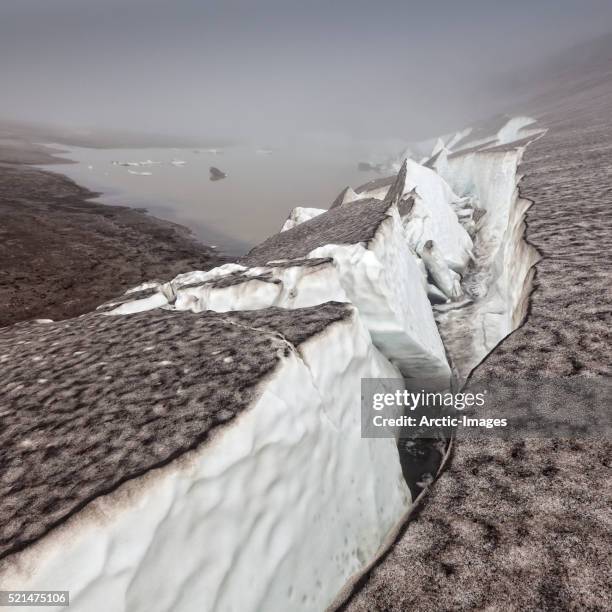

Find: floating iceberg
<box><xmin>209</xmin><ymin>166</ymin><xmax>227</xmax><ymax>181</ymax></box>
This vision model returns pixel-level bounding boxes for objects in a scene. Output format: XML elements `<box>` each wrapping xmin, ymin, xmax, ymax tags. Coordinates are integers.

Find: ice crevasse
<box><xmin>0</xmin><ymin>115</ymin><xmax>543</xmax><ymax>612</ymax></box>
<box><xmin>0</xmin><ymin>305</ymin><xmax>409</xmax><ymax>612</ymax></box>
<box><xmin>107</xmin><ymin>164</ymin><xmax>455</xmax><ymax>386</ymax></box>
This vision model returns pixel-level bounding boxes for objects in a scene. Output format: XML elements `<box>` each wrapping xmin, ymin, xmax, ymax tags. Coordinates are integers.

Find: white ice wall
<box><xmin>359</xmin><ymin>159</ymin><xmax>473</xmax><ymax>272</ymax></box>
<box><xmin>449</xmin><ymin>116</ymin><xmax>537</xmax><ymax>153</ymax></box>
<box><xmin>0</xmin><ymin>310</ymin><xmax>410</xmax><ymax>612</ymax></box>
<box><xmin>309</xmin><ymin>208</ymin><xmax>451</xmax><ymax>386</ymax></box>
<box><xmin>2</xmin><ymin>115</ymin><xmax>544</xmax><ymax>612</ymax></box>
<box><xmin>106</xmin><ymin>206</ymin><xmax>451</xmax><ymax>386</ymax></box>
<box><xmin>433</xmin><ymin>144</ymin><xmax>540</xmax><ymax>378</ymax></box>
<box><xmin>401</xmin><ymin>160</ymin><xmax>473</xmax><ymax>272</ymax></box>
<box><xmin>496</xmin><ymin>116</ymin><xmax>537</xmax><ymax>145</ymax></box>
<box><xmin>109</xmin><ymin>261</ymin><xmax>349</xmax><ymax>316</ymax></box>
<box><xmin>281</xmin><ymin>207</ymin><xmax>326</xmax><ymax>232</ymax></box>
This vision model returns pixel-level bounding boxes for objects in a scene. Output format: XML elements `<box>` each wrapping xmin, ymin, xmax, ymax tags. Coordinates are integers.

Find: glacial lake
<box><xmin>43</xmin><ymin>142</ymin><xmax>391</xmax><ymax>255</ymax></box>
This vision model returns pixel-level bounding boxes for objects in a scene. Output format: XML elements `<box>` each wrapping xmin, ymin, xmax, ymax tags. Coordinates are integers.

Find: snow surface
<box><xmin>105</xmin><ymin>261</ymin><xmax>347</xmax><ymax>315</ymax></box>
<box><xmin>308</xmin><ymin>207</ymin><xmax>451</xmax><ymax>385</ymax></box>
<box><xmin>375</xmin><ymin>115</ymin><xmax>541</xmax><ymax>378</ymax></box>
<box><xmin>177</xmin><ymin>261</ymin><xmax>348</xmax><ymax>313</ymax></box>
<box><xmin>356</xmin><ymin>159</ymin><xmax>473</xmax><ymax>272</ymax></box>
<box><xmin>281</xmin><ymin>207</ymin><xmax>326</xmax><ymax>232</ymax></box>
<box><xmin>12</xmin><ymin>114</ymin><xmax>542</xmax><ymax>610</ymax></box>
<box><xmin>2</xmin><ymin>309</ymin><xmax>410</xmax><ymax>612</ymax></box>
<box><xmin>336</xmin><ymin>186</ymin><xmax>360</xmax><ymax>206</ymax></box>
<box><xmin>106</xmin><ymin>203</ymin><xmax>451</xmax><ymax>386</ymax></box>
<box><xmin>433</xmin><ymin>140</ymin><xmax>541</xmax><ymax>380</ymax></box>
<box><xmin>430</xmin><ymin>137</ymin><xmax>445</xmax><ymax>157</ymax></box>
<box><xmin>448</xmin><ymin>116</ymin><xmax>540</xmax><ymax>154</ymax></box>
<box><xmin>445</xmin><ymin>127</ymin><xmax>472</xmax><ymax>151</ymax></box>
<box><xmin>106</xmin><ymin>291</ymin><xmax>169</xmax><ymax>315</ymax></box>
<box><xmin>495</xmin><ymin>116</ymin><xmax>538</xmax><ymax>146</ymax></box>
<box><xmin>421</xmin><ymin>241</ymin><xmax>463</xmax><ymax>301</ymax></box>
<box><xmin>400</xmin><ymin>160</ymin><xmax>473</xmax><ymax>272</ymax></box>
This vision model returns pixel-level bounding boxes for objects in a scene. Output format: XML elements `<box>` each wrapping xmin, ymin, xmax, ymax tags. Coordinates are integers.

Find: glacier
<box><xmin>104</xmin><ymin>168</ymin><xmax>453</xmax><ymax>386</ymax></box>
<box><xmin>0</xmin><ymin>114</ymin><xmax>544</xmax><ymax>612</ymax></box>
<box><xmin>0</xmin><ymin>306</ymin><xmax>410</xmax><ymax>612</ymax></box>
<box><xmin>431</xmin><ymin>136</ymin><xmax>543</xmax><ymax>380</ymax></box>
<box><xmin>281</xmin><ymin>207</ymin><xmax>326</xmax><ymax>232</ymax></box>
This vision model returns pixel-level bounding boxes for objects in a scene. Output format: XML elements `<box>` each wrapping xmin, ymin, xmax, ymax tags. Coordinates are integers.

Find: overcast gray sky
<box><xmin>1</xmin><ymin>0</ymin><xmax>611</xmax><ymax>143</ymax></box>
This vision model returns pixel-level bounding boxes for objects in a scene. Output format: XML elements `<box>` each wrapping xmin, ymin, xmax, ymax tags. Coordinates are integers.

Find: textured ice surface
<box><xmin>306</xmin><ymin>208</ymin><xmax>450</xmax><ymax>384</ymax></box>
<box><xmin>0</xmin><ymin>305</ymin><xmax>410</xmax><ymax>612</ymax></box>
<box><xmin>496</xmin><ymin>116</ymin><xmax>540</xmax><ymax>145</ymax></box>
<box><xmin>430</xmin><ymin>137</ymin><xmax>445</xmax><ymax>157</ymax></box>
<box><xmin>400</xmin><ymin>160</ymin><xmax>473</xmax><ymax>272</ymax></box>
<box><xmin>281</xmin><ymin>206</ymin><xmax>326</xmax><ymax>231</ymax></box>
<box><xmin>374</xmin><ymin>116</ymin><xmax>542</xmax><ymax>378</ymax></box>
<box><xmin>329</xmin><ymin>185</ymin><xmax>360</xmax><ymax>208</ymax></box>
<box><xmin>450</xmin><ymin>115</ymin><xmax>539</xmax><ymax>153</ymax></box>
<box><xmin>354</xmin><ymin>159</ymin><xmax>473</xmax><ymax>272</ymax></box>
<box><xmin>174</xmin><ymin>258</ymin><xmax>347</xmax><ymax>313</ymax></box>
<box><xmin>106</xmin><ymin>193</ymin><xmax>451</xmax><ymax>384</ymax></box>
<box><xmin>101</xmin><ymin>259</ymin><xmax>346</xmax><ymax>315</ymax></box>
<box><xmin>420</xmin><ymin>240</ymin><xmax>463</xmax><ymax>301</ymax></box>
<box><xmin>0</xmin><ymin>115</ymin><xmax>546</xmax><ymax>611</ymax></box>
<box><xmin>445</xmin><ymin>127</ymin><xmax>472</xmax><ymax>151</ymax></box>
<box><xmin>433</xmin><ymin>139</ymin><xmax>541</xmax><ymax>380</ymax></box>
<box><xmin>343</xmin><ymin>53</ymin><xmax>612</xmax><ymax>610</ymax></box>
<box><xmin>364</xmin><ymin>117</ymin><xmax>543</xmax><ymax>382</ymax></box>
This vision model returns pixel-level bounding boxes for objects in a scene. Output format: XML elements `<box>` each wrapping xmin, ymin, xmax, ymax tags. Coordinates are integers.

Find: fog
<box><xmin>2</xmin><ymin>0</ymin><xmax>612</xmax><ymax>145</ymax></box>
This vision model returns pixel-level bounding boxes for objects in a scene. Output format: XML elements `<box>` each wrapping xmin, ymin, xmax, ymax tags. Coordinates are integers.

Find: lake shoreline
<box><xmin>0</xmin><ymin>135</ymin><xmax>232</xmax><ymax>328</ymax></box>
